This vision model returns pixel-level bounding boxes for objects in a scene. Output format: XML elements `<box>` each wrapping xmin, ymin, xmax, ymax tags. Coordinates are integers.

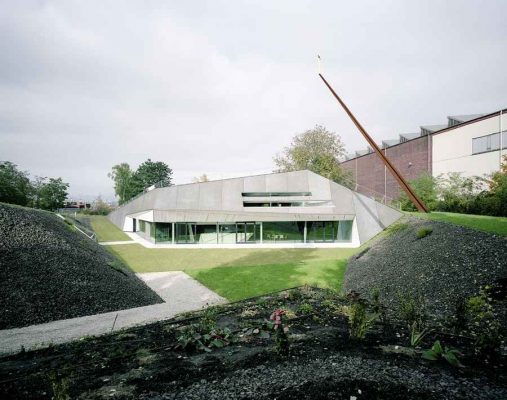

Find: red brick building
<box><xmin>340</xmin><ymin>135</ymin><xmax>432</xmax><ymax>204</ymax></box>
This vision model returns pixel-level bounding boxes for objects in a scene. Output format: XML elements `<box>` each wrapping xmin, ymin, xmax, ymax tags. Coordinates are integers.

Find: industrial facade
<box><xmin>340</xmin><ymin>109</ymin><xmax>506</xmax><ymax>203</ymax></box>
<box><xmin>108</xmin><ymin>170</ymin><xmax>402</xmax><ymax>248</ymax></box>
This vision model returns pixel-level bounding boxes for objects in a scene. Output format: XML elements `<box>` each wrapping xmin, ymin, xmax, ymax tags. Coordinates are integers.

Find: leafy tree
<box><xmin>108</xmin><ymin>163</ymin><xmax>134</xmax><ymax>205</ymax></box>
<box><xmin>35</xmin><ymin>177</ymin><xmax>69</xmax><ymax>211</ymax></box>
<box><xmin>132</xmin><ymin>159</ymin><xmax>173</xmax><ymax>191</ymax></box>
<box><xmin>398</xmin><ymin>172</ymin><xmax>441</xmax><ymax>211</ymax></box>
<box><xmin>109</xmin><ymin>159</ymin><xmax>173</xmax><ymax>204</ymax></box>
<box><xmin>0</xmin><ymin>161</ymin><xmax>32</xmax><ymax>206</ymax></box>
<box><xmin>274</xmin><ymin>125</ymin><xmax>352</xmax><ymax>186</ymax></box>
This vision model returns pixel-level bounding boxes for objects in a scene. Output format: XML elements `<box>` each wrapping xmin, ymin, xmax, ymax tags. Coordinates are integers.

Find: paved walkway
<box><xmin>0</xmin><ymin>272</ymin><xmax>225</xmax><ymax>356</ymax></box>
<box><xmin>99</xmin><ymin>240</ymin><xmax>136</xmax><ymax>245</ymax></box>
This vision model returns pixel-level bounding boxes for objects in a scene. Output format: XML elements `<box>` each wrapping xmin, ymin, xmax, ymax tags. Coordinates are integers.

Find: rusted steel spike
<box><xmin>319</xmin><ymin>73</ymin><xmax>429</xmax><ymax>213</ymax></box>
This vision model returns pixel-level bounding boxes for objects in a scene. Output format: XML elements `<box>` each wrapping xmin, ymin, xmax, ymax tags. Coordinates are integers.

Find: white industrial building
<box><xmin>432</xmin><ymin>110</ymin><xmax>506</xmax><ymax>178</ymax></box>
<box><xmin>108</xmin><ymin>170</ymin><xmax>402</xmax><ymax>248</ymax></box>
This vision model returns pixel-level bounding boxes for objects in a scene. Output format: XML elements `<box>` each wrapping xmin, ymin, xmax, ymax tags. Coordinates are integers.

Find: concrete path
<box><xmin>0</xmin><ymin>272</ymin><xmax>225</xmax><ymax>356</ymax></box>
<box><xmin>99</xmin><ymin>240</ymin><xmax>136</xmax><ymax>245</ymax></box>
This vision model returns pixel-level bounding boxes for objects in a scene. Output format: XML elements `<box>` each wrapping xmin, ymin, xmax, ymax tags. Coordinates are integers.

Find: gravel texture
<box><xmin>0</xmin><ymin>203</ymin><xmax>163</xmax><ymax>329</ymax></box>
<box><xmin>143</xmin><ymin>353</ymin><xmax>506</xmax><ymax>400</ymax></box>
<box><xmin>343</xmin><ymin>217</ymin><xmax>507</xmax><ymax>321</ymax></box>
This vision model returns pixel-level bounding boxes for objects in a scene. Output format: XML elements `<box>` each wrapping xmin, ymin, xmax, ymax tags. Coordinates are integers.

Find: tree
<box><xmin>90</xmin><ymin>196</ymin><xmax>113</xmax><ymax>215</ymax></box>
<box><xmin>273</xmin><ymin>125</ymin><xmax>352</xmax><ymax>186</ymax></box>
<box><xmin>133</xmin><ymin>159</ymin><xmax>172</xmax><ymax>189</ymax></box>
<box><xmin>0</xmin><ymin>161</ymin><xmax>32</xmax><ymax>206</ymax></box>
<box><xmin>397</xmin><ymin>172</ymin><xmax>441</xmax><ymax>211</ymax></box>
<box><xmin>108</xmin><ymin>163</ymin><xmax>134</xmax><ymax>205</ymax></box>
<box><xmin>192</xmin><ymin>174</ymin><xmax>210</xmax><ymax>183</ymax></box>
<box><xmin>35</xmin><ymin>177</ymin><xmax>69</xmax><ymax>211</ymax></box>
<box><xmin>109</xmin><ymin>159</ymin><xmax>173</xmax><ymax>205</ymax></box>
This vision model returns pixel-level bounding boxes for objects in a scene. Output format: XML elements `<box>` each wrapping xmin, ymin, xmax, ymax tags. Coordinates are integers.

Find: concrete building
<box><xmin>108</xmin><ymin>170</ymin><xmax>402</xmax><ymax>248</ymax></box>
<box><xmin>340</xmin><ymin>108</ymin><xmax>506</xmax><ymax>203</ymax></box>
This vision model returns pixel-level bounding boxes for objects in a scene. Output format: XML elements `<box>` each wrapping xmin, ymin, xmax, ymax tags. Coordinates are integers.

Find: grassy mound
<box><xmin>343</xmin><ymin>217</ymin><xmax>507</xmax><ymax>320</ymax></box>
<box><xmin>0</xmin><ymin>203</ymin><xmax>162</xmax><ymax>329</ymax></box>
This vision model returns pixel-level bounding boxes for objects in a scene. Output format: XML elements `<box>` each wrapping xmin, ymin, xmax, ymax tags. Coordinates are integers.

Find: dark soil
<box><xmin>343</xmin><ymin>217</ymin><xmax>507</xmax><ymax>322</ymax></box>
<box><xmin>0</xmin><ymin>287</ymin><xmax>505</xmax><ymax>399</ymax></box>
<box><xmin>0</xmin><ymin>203</ymin><xmax>163</xmax><ymax>329</ymax></box>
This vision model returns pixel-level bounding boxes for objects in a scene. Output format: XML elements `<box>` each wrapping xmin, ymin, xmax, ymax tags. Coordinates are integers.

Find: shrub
<box><xmin>269</xmin><ymin>309</ymin><xmax>290</xmax><ymax>355</ymax></box>
<box><xmin>409</xmin><ymin>321</ymin><xmax>428</xmax><ymax>348</ymax></box>
<box><xmin>176</xmin><ymin>324</ymin><xmax>235</xmax><ymax>353</ymax></box>
<box><xmin>47</xmin><ymin>371</ymin><xmax>71</xmax><ymax>400</ymax></box>
<box><xmin>386</xmin><ymin>222</ymin><xmax>409</xmax><ymax>235</ymax></box>
<box><xmin>298</xmin><ymin>302</ymin><xmax>314</xmax><ymax>315</ymax></box>
<box><xmin>342</xmin><ymin>293</ymin><xmax>378</xmax><ymax>341</ymax></box>
<box><xmin>465</xmin><ymin>287</ymin><xmax>502</xmax><ymax>355</ymax></box>
<box><xmin>422</xmin><ymin>340</ymin><xmax>463</xmax><ymax>367</ymax></box>
<box><xmin>397</xmin><ymin>292</ymin><xmax>428</xmax><ymax>328</ymax></box>
<box><xmin>416</xmin><ymin>226</ymin><xmax>433</xmax><ymax>239</ymax></box>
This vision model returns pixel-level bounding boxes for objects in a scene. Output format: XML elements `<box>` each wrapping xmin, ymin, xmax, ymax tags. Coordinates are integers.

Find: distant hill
<box><xmin>0</xmin><ymin>203</ymin><xmax>163</xmax><ymax>329</ymax></box>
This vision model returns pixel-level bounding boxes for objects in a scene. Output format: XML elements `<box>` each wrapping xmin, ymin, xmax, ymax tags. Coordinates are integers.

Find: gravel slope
<box><xmin>0</xmin><ymin>203</ymin><xmax>163</xmax><ymax>329</ymax></box>
<box><xmin>343</xmin><ymin>217</ymin><xmax>507</xmax><ymax>320</ymax></box>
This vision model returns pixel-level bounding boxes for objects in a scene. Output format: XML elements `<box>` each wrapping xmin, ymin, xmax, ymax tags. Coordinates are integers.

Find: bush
<box><xmin>397</xmin><ymin>292</ymin><xmax>428</xmax><ymax>328</ymax></box>
<box><xmin>465</xmin><ymin>287</ymin><xmax>502</xmax><ymax>355</ymax></box>
<box><xmin>416</xmin><ymin>226</ymin><xmax>433</xmax><ymax>239</ymax></box>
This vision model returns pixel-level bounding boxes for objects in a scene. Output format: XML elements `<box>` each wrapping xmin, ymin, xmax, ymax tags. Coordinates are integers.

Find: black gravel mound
<box><xmin>0</xmin><ymin>203</ymin><xmax>163</xmax><ymax>329</ymax></box>
<box><xmin>343</xmin><ymin>217</ymin><xmax>507</xmax><ymax>320</ymax></box>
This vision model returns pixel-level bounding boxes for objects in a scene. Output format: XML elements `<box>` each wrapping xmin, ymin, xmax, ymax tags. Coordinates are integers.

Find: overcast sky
<box><xmin>1</xmin><ymin>0</ymin><xmax>506</xmax><ymax>201</ymax></box>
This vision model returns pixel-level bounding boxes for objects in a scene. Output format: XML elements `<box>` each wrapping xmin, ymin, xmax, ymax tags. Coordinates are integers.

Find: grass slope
<box><xmin>106</xmin><ymin>245</ymin><xmax>358</xmax><ymax>301</ymax></box>
<box><xmin>72</xmin><ymin>214</ymin><xmax>131</xmax><ymax>242</ymax></box>
<box><xmin>0</xmin><ymin>203</ymin><xmax>162</xmax><ymax>329</ymax></box>
<box><xmin>410</xmin><ymin>211</ymin><xmax>507</xmax><ymax>236</ymax></box>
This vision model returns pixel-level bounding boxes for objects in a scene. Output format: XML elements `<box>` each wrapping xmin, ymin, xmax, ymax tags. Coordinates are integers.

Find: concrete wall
<box><xmin>432</xmin><ymin>112</ymin><xmax>506</xmax><ymax>178</ymax></box>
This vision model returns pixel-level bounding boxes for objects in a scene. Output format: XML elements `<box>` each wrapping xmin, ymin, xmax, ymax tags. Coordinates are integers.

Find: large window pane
<box><xmin>155</xmin><ymin>223</ymin><xmax>172</xmax><ymax>243</ymax></box>
<box><xmin>195</xmin><ymin>224</ymin><xmax>218</xmax><ymax>244</ymax></box>
<box><xmin>472</xmin><ymin>136</ymin><xmax>488</xmax><ymax>154</ymax></box>
<box><xmin>337</xmin><ymin>220</ymin><xmax>353</xmax><ymax>241</ymax></box>
<box><xmin>218</xmin><ymin>224</ymin><xmax>237</xmax><ymax>244</ymax></box>
<box><xmin>262</xmin><ymin>221</ymin><xmax>304</xmax><ymax>242</ymax></box>
<box><xmin>176</xmin><ymin>223</ymin><xmax>196</xmax><ymax>243</ymax></box>
<box><xmin>490</xmin><ymin>133</ymin><xmax>500</xmax><ymax>151</ymax></box>
<box><xmin>307</xmin><ymin>221</ymin><xmax>338</xmax><ymax>242</ymax></box>
<box><xmin>236</xmin><ymin>222</ymin><xmax>260</xmax><ymax>243</ymax></box>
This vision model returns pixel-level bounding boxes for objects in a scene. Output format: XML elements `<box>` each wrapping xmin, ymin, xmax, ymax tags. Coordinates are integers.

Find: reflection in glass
<box><xmin>262</xmin><ymin>221</ymin><xmax>304</xmax><ymax>242</ymax></box>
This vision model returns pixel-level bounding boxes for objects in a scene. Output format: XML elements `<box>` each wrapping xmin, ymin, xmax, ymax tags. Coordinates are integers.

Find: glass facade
<box><xmin>142</xmin><ymin>220</ymin><xmax>354</xmax><ymax>244</ymax></box>
<box><xmin>154</xmin><ymin>222</ymin><xmax>172</xmax><ymax>243</ymax></box>
<box><xmin>262</xmin><ymin>221</ymin><xmax>304</xmax><ymax>242</ymax></box>
<box><xmin>307</xmin><ymin>220</ymin><xmax>353</xmax><ymax>242</ymax></box>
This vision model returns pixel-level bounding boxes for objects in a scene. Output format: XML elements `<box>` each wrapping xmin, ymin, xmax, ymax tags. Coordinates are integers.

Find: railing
<box><xmin>56</xmin><ymin>213</ymin><xmax>97</xmax><ymax>242</ymax></box>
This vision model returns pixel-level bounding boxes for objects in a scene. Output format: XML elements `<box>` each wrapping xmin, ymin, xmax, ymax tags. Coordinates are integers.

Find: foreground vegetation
<box><xmin>1</xmin><ymin>287</ymin><xmax>504</xmax><ymax>399</ymax></box>
<box><xmin>410</xmin><ymin>211</ymin><xmax>507</xmax><ymax>236</ymax></box>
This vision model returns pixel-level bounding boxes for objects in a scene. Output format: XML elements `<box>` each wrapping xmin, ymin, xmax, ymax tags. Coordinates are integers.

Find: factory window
<box><xmin>472</xmin><ymin>132</ymin><xmax>502</xmax><ymax>155</ymax></box>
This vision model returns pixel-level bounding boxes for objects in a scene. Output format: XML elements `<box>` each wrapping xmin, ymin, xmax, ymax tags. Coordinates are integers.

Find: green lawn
<box><xmin>410</xmin><ymin>211</ymin><xmax>507</xmax><ymax>236</ymax></box>
<box><xmin>186</xmin><ymin>259</ymin><xmax>349</xmax><ymax>301</ymax></box>
<box><xmin>106</xmin><ymin>245</ymin><xmax>358</xmax><ymax>300</ymax></box>
<box><xmin>78</xmin><ymin>215</ymin><xmax>131</xmax><ymax>242</ymax></box>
